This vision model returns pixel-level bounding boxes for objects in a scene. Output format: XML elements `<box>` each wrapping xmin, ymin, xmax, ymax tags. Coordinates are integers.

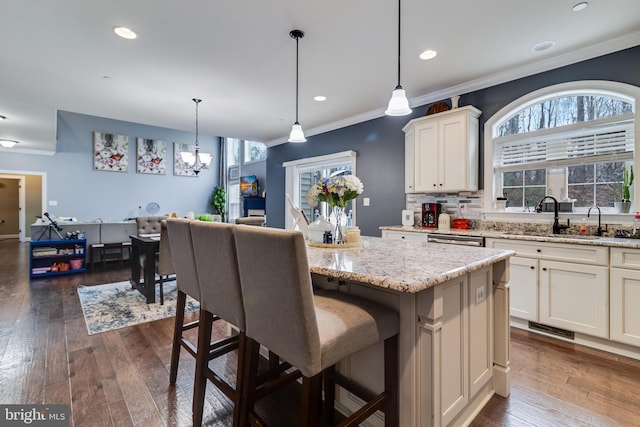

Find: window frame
<box><xmin>283</xmin><ymin>151</ymin><xmax>357</xmax><ymax>230</ymax></box>
<box><xmin>483</xmin><ymin>81</ymin><xmax>639</xmax><ymax>213</ymax></box>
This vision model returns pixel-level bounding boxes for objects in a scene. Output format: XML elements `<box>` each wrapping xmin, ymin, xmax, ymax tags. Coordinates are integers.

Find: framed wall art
<box><xmin>173</xmin><ymin>142</ymin><xmax>196</xmax><ymax>177</ymax></box>
<box><xmin>93</xmin><ymin>131</ymin><xmax>129</xmax><ymax>172</ymax></box>
<box><xmin>136</xmin><ymin>137</ymin><xmax>167</xmax><ymax>174</ymax></box>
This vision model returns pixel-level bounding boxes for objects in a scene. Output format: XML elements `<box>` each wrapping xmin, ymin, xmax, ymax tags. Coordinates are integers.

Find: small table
<box><xmin>129</xmin><ymin>234</ymin><xmax>160</xmax><ymax>304</ymax></box>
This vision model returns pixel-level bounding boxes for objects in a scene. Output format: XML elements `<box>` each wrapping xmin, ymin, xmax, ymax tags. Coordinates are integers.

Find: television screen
<box><xmin>240</xmin><ymin>175</ymin><xmax>258</xmax><ymax>197</ymax></box>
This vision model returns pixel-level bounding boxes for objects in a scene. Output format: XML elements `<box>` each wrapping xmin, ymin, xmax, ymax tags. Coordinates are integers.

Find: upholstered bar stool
<box><xmin>165</xmin><ymin>218</ymin><xmax>202</xmax><ymax>385</ymax></box>
<box><xmin>234</xmin><ymin>226</ymin><xmax>400</xmax><ymax>427</ymax></box>
<box><xmin>190</xmin><ymin>221</ymin><xmax>245</xmax><ymax>426</ymax></box>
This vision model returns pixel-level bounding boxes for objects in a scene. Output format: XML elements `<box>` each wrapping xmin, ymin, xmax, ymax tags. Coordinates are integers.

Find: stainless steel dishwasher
<box><xmin>426</xmin><ymin>233</ymin><xmax>485</xmax><ymax>247</ymax></box>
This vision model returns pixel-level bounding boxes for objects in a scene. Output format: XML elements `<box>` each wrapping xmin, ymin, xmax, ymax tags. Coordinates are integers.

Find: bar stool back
<box><xmin>165</xmin><ymin>218</ymin><xmax>200</xmax><ymax>385</ymax></box>
<box><xmin>190</xmin><ymin>221</ymin><xmax>245</xmax><ymax>426</ymax></box>
<box><xmin>234</xmin><ymin>226</ymin><xmax>400</xmax><ymax>426</ymax></box>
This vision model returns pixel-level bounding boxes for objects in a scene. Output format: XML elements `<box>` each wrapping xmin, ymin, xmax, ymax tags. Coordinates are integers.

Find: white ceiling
<box><xmin>1</xmin><ymin>0</ymin><xmax>639</xmax><ymax>155</ymax></box>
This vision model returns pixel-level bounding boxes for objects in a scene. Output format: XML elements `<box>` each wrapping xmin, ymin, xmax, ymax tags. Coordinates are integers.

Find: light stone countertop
<box><xmin>306</xmin><ymin>236</ymin><xmax>513</xmax><ymax>293</ymax></box>
<box><xmin>379</xmin><ymin>225</ymin><xmax>640</xmax><ymax>249</ymax></box>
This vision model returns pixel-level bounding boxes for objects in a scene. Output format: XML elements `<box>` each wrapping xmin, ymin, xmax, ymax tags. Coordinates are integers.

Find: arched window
<box><xmin>484</xmin><ymin>81</ymin><xmax>639</xmax><ymax>213</ymax></box>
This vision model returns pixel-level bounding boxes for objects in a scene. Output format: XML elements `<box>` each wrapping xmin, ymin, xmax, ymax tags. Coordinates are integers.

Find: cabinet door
<box><xmin>405</xmin><ymin>128</ymin><xmax>415</xmax><ymax>193</ymax></box>
<box><xmin>508</xmin><ymin>256</ymin><xmax>538</xmax><ymax>321</ymax></box>
<box><xmin>610</xmin><ymin>268</ymin><xmax>640</xmax><ymax>347</ymax></box>
<box><xmin>439</xmin><ymin>114</ymin><xmax>467</xmax><ymax>192</ymax></box>
<box><xmin>414</xmin><ymin>120</ymin><xmax>439</xmax><ymax>192</ymax></box>
<box><xmin>539</xmin><ymin>260</ymin><xmax>609</xmax><ymax>338</ymax></box>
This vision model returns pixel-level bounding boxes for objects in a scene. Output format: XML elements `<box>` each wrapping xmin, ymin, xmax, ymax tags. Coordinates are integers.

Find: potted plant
<box><xmin>211</xmin><ymin>186</ymin><xmax>227</xmax><ymax>222</ymax></box>
<box><xmin>495</xmin><ymin>190</ymin><xmax>508</xmax><ymax>211</ymax></box>
<box><xmin>615</xmin><ymin>165</ymin><xmax>634</xmax><ymax>213</ymax></box>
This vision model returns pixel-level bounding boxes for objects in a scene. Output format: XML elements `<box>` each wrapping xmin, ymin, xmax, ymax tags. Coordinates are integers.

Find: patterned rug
<box><xmin>77</xmin><ymin>280</ymin><xmax>199</xmax><ymax>335</ymax></box>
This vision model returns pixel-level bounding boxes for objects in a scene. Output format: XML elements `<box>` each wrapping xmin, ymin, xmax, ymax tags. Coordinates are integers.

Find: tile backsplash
<box><xmin>406</xmin><ymin>191</ymin><xmax>484</xmax><ymax>226</ymax></box>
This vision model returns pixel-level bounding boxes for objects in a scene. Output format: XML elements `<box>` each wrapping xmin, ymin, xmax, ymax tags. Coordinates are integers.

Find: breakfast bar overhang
<box><xmin>306</xmin><ymin>237</ymin><xmax>514</xmax><ymax>427</ymax></box>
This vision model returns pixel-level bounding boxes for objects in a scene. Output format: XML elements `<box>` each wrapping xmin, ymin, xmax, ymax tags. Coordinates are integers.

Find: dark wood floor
<box><xmin>2</xmin><ymin>238</ymin><xmax>640</xmax><ymax>426</ymax></box>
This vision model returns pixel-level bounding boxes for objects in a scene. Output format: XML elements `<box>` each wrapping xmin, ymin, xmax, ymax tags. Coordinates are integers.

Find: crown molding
<box><xmin>266</xmin><ymin>31</ymin><xmax>640</xmax><ymax>148</ymax></box>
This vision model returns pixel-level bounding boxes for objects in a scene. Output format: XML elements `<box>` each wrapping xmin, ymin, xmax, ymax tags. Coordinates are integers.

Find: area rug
<box><xmin>77</xmin><ymin>280</ymin><xmax>199</xmax><ymax>335</ymax></box>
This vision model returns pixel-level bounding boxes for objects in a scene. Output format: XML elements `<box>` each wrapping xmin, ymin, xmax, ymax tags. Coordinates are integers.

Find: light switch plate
<box><xmin>363</xmin><ymin>198</ymin><xmax>370</xmax><ymax>206</ymax></box>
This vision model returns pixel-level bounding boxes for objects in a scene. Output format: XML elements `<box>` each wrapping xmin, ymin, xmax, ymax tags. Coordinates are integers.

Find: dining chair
<box><xmin>234</xmin><ymin>226</ymin><xmax>400</xmax><ymax>427</ymax></box>
<box><xmin>189</xmin><ymin>221</ymin><xmax>245</xmax><ymax>426</ymax></box>
<box><xmin>154</xmin><ymin>220</ymin><xmax>174</xmax><ymax>305</ymax></box>
<box><xmin>165</xmin><ymin>218</ymin><xmax>202</xmax><ymax>385</ymax></box>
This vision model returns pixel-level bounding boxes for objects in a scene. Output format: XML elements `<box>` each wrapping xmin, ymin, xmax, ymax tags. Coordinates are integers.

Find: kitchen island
<box><xmin>306</xmin><ymin>237</ymin><xmax>514</xmax><ymax>427</ymax></box>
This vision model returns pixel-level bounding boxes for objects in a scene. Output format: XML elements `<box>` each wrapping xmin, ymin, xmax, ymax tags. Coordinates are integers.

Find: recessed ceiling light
<box><xmin>113</xmin><ymin>26</ymin><xmax>137</xmax><ymax>40</ymax></box>
<box><xmin>419</xmin><ymin>49</ymin><xmax>437</xmax><ymax>60</ymax></box>
<box><xmin>314</xmin><ymin>96</ymin><xmax>327</xmax><ymax>102</ymax></box>
<box><xmin>0</xmin><ymin>139</ymin><xmax>19</xmax><ymax>148</ymax></box>
<box><xmin>572</xmin><ymin>2</ymin><xmax>588</xmax><ymax>12</ymax></box>
<box><xmin>532</xmin><ymin>41</ymin><xmax>555</xmax><ymax>52</ymax></box>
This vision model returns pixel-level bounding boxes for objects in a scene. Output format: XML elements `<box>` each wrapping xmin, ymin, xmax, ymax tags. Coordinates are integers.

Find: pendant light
<box><xmin>180</xmin><ymin>98</ymin><xmax>212</xmax><ymax>175</ymax></box>
<box><xmin>385</xmin><ymin>0</ymin><xmax>412</xmax><ymax>116</ymax></box>
<box><xmin>288</xmin><ymin>29</ymin><xmax>306</xmax><ymax>143</ymax></box>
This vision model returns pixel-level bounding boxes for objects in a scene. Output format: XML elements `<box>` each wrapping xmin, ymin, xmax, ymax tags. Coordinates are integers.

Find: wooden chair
<box><xmin>190</xmin><ymin>221</ymin><xmax>245</xmax><ymax>426</ymax></box>
<box><xmin>154</xmin><ymin>220</ymin><xmax>174</xmax><ymax>305</ymax></box>
<box><xmin>234</xmin><ymin>226</ymin><xmax>400</xmax><ymax>427</ymax></box>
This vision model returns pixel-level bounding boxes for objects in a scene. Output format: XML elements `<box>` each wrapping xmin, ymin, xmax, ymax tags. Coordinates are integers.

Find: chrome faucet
<box><xmin>587</xmin><ymin>206</ymin><xmax>607</xmax><ymax>236</ymax></box>
<box><xmin>537</xmin><ymin>195</ymin><xmax>570</xmax><ymax>234</ymax></box>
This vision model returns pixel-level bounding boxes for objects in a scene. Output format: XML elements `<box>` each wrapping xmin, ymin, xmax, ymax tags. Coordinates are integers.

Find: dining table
<box><xmin>129</xmin><ymin>233</ymin><xmax>160</xmax><ymax>304</ymax></box>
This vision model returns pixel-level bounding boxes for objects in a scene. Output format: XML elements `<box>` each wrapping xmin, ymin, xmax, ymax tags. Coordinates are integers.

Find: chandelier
<box><xmin>180</xmin><ymin>98</ymin><xmax>212</xmax><ymax>175</ymax></box>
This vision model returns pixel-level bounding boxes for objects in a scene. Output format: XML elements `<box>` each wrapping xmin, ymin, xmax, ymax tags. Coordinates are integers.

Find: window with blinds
<box><xmin>492</xmin><ymin>92</ymin><xmax>635</xmax><ymax>210</ymax></box>
<box><xmin>495</xmin><ymin>116</ymin><xmax>634</xmax><ymax>172</ymax></box>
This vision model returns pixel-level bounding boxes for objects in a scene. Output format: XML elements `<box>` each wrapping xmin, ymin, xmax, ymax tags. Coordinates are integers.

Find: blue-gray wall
<box><xmin>267</xmin><ymin>45</ymin><xmax>640</xmax><ymax>236</ymax></box>
<box><xmin>0</xmin><ymin>111</ymin><xmax>221</xmax><ymax>222</ymax></box>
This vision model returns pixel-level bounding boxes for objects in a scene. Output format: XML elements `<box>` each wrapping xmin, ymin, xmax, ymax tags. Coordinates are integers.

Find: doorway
<box><xmin>0</xmin><ymin>171</ymin><xmax>46</xmax><ymax>242</ymax></box>
<box><xmin>0</xmin><ymin>177</ymin><xmax>21</xmax><ymax>240</ymax></box>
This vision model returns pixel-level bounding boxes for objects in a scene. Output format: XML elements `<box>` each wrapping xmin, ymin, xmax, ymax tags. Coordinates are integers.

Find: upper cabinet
<box><xmin>403</xmin><ymin>106</ymin><xmax>481</xmax><ymax>193</ymax></box>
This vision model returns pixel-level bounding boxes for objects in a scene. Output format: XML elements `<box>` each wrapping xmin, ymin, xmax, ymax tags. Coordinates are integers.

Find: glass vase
<box><xmin>332</xmin><ymin>206</ymin><xmax>345</xmax><ymax>244</ymax></box>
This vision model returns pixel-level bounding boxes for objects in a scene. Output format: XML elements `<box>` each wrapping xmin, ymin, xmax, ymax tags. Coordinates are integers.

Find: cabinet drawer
<box><xmin>610</xmin><ymin>247</ymin><xmax>640</xmax><ymax>269</ymax></box>
<box><xmin>487</xmin><ymin>238</ymin><xmax>608</xmax><ymax>265</ymax></box>
<box><xmin>381</xmin><ymin>230</ymin><xmax>427</xmax><ymax>241</ymax></box>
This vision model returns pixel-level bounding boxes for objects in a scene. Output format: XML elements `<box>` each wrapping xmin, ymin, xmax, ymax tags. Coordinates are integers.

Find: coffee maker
<box><xmin>421</xmin><ymin>203</ymin><xmax>441</xmax><ymax>228</ymax></box>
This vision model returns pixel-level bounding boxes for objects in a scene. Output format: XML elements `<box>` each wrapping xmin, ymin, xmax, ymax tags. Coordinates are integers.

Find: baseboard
<box><xmin>510</xmin><ymin>317</ymin><xmax>640</xmax><ymax>361</ymax></box>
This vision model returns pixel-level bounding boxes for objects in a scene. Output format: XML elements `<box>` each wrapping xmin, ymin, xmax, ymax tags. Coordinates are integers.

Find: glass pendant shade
<box><xmin>385</xmin><ymin>87</ymin><xmax>412</xmax><ymax>116</ymax></box>
<box><xmin>288</xmin><ymin>122</ymin><xmax>306</xmax><ymax>143</ymax></box>
<box><xmin>0</xmin><ymin>139</ymin><xmax>19</xmax><ymax>148</ymax></box>
<box><xmin>181</xmin><ymin>151</ymin><xmax>195</xmax><ymax>164</ymax></box>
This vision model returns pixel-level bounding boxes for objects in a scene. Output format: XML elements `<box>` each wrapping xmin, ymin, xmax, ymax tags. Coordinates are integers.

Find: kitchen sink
<box><xmin>500</xmin><ymin>232</ymin><xmax>601</xmax><ymax>240</ymax></box>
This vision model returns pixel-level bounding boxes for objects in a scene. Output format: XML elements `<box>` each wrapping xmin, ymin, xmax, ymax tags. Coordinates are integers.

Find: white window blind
<box><xmin>494</xmin><ymin>115</ymin><xmax>634</xmax><ymax>173</ymax></box>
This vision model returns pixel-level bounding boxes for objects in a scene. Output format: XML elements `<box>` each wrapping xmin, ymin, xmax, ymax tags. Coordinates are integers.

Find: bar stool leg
<box><xmin>169</xmin><ymin>291</ymin><xmax>187</xmax><ymax>385</ymax></box>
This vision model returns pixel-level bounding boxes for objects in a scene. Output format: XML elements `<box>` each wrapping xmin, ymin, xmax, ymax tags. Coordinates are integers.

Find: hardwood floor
<box><xmin>2</xmin><ymin>238</ymin><xmax>640</xmax><ymax>426</ymax></box>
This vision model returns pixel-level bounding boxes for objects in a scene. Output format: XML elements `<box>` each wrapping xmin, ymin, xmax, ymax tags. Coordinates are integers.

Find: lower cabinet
<box><xmin>610</xmin><ymin>247</ymin><xmax>640</xmax><ymax>347</ymax></box>
<box><xmin>539</xmin><ymin>260</ymin><xmax>609</xmax><ymax>338</ymax></box>
<box><xmin>507</xmin><ymin>256</ymin><xmax>538</xmax><ymax>321</ymax></box>
<box><xmin>486</xmin><ymin>238</ymin><xmax>609</xmax><ymax>339</ymax></box>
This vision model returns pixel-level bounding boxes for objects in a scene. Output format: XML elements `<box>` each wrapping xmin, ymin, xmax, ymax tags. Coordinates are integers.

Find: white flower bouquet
<box><xmin>306</xmin><ymin>175</ymin><xmax>364</xmax><ymax>208</ymax></box>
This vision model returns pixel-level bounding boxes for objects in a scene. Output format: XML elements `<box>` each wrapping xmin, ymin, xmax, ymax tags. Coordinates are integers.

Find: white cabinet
<box><xmin>381</xmin><ymin>229</ymin><xmax>427</xmax><ymax>242</ymax></box>
<box><xmin>610</xmin><ymin>248</ymin><xmax>640</xmax><ymax>347</ymax></box>
<box><xmin>505</xmin><ymin>256</ymin><xmax>538</xmax><ymax>321</ymax></box>
<box><xmin>403</xmin><ymin>106</ymin><xmax>481</xmax><ymax>193</ymax></box>
<box><xmin>486</xmin><ymin>238</ymin><xmax>609</xmax><ymax>338</ymax></box>
<box><xmin>539</xmin><ymin>260</ymin><xmax>609</xmax><ymax>338</ymax></box>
